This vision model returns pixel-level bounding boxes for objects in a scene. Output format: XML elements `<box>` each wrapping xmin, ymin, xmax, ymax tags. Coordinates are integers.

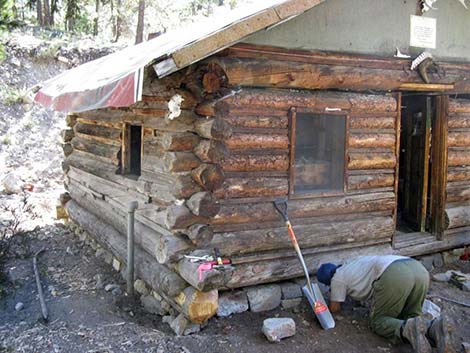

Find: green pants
<box><xmin>369</xmin><ymin>259</ymin><xmax>430</xmax><ymax>344</ymax></box>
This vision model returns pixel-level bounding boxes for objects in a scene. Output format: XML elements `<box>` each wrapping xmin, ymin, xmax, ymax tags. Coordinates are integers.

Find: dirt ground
<box><xmin>1</xmin><ymin>223</ymin><xmax>469</xmax><ymax>353</ymax></box>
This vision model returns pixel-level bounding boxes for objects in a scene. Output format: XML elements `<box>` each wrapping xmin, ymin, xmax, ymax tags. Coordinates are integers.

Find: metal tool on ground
<box><xmin>183</xmin><ymin>254</ymin><xmax>214</xmax><ymax>263</ymax></box>
<box><xmin>428</xmin><ymin>295</ymin><xmax>470</xmax><ymax>308</ymax></box>
<box><xmin>33</xmin><ymin>248</ymin><xmax>48</xmax><ymax>322</ymax></box>
<box><xmin>274</xmin><ymin>198</ymin><xmax>335</xmax><ymax>330</ymax></box>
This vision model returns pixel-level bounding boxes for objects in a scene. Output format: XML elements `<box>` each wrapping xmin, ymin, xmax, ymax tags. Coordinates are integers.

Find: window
<box><xmin>122</xmin><ymin>124</ymin><xmax>142</xmax><ymax>176</ymax></box>
<box><xmin>290</xmin><ymin>111</ymin><xmax>346</xmax><ymax>196</ymax></box>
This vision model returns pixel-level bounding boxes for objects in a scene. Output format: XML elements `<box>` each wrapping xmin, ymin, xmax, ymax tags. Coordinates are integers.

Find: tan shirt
<box><xmin>330</xmin><ymin>255</ymin><xmax>409</xmax><ymax>302</ymax></box>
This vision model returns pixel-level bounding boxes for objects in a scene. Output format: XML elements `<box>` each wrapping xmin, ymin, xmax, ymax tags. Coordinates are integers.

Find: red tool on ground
<box><xmin>274</xmin><ymin>198</ymin><xmax>335</xmax><ymax>330</ymax></box>
<box><xmin>198</xmin><ymin>259</ymin><xmax>231</xmax><ymax>280</ymax></box>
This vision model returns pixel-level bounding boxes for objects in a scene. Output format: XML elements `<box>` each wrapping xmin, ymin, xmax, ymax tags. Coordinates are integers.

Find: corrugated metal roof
<box><xmin>35</xmin><ymin>0</ymin><xmax>324</xmax><ymax>113</ymax></box>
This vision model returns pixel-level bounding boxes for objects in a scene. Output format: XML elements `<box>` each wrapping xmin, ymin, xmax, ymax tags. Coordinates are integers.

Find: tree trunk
<box><xmin>135</xmin><ymin>0</ymin><xmax>145</xmax><ymax>44</ymax></box>
<box><xmin>113</xmin><ymin>0</ymin><xmax>122</xmax><ymax>42</ymax></box>
<box><xmin>93</xmin><ymin>0</ymin><xmax>99</xmax><ymax>36</ymax></box>
<box><xmin>37</xmin><ymin>0</ymin><xmax>44</xmax><ymax>26</ymax></box>
<box><xmin>43</xmin><ymin>0</ymin><xmax>51</xmax><ymax>26</ymax></box>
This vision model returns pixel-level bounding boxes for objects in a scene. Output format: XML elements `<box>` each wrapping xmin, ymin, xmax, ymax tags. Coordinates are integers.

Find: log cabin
<box><xmin>35</xmin><ymin>0</ymin><xmax>470</xmax><ymax>323</ymax></box>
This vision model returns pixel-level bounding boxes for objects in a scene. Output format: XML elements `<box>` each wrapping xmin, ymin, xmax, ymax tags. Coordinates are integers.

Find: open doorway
<box><xmin>397</xmin><ymin>95</ymin><xmax>435</xmax><ymax>233</ymax></box>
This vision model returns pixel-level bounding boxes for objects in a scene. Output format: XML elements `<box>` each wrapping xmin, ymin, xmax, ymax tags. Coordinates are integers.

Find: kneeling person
<box><xmin>317</xmin><ymin>255</ymin><xmax>455</xmax><ymax>353</ymax></box>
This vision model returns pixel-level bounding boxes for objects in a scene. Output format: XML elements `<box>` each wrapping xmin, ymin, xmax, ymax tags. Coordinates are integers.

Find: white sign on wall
<box><xmin>410</xmin><ymin>15</ymin><xmax>436</xmax><ymax>49</ymax></box>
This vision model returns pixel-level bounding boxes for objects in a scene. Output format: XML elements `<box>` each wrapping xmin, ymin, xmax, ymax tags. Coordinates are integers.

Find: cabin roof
<box><xmin>34</xmin><ymin>0</ymin><xmax>325</xmax><ymax>113</ymax></box>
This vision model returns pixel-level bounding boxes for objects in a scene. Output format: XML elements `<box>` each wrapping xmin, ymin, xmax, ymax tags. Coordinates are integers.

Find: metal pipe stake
<box><xmin>127</xmin><ymin>201</ymin><xmax>138</xmax><ymax>296</ymax></box>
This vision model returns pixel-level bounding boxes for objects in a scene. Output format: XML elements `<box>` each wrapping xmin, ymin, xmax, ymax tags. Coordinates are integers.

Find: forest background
<box><xmin>0</xmin><ymin>0</ymin><xmax>249</xmax><ymax>49</ymax></box>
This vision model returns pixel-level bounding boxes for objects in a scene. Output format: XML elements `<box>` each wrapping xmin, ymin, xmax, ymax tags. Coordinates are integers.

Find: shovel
<box><xmin>274</xmin><ymin>198</ymin><xmax>335</xmax><ymax>330</ymax></box>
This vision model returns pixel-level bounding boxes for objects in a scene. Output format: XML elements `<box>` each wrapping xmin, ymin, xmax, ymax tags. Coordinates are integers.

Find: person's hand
<box><xmin>329</xmin><ymin>301</ymin><xmax>341</xmax><ymax>313</ymax></box>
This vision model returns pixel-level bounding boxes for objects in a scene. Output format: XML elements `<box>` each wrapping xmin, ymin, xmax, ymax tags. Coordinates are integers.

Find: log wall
<box><xmin>445</xmin><ymin>99</ymin><xmax>470</xmax><ymax>230</ymax></box>
<box><xmin>63</xmin><ymin>52</ymin><xmax>402</xmax><ymax>294</ymax></box>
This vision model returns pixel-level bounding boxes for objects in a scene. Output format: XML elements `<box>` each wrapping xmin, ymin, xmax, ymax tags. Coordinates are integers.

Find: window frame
<box><xmin>288</xmin><ymin>107</ymin><xmax>349</xmax><ymax>199</ymax></box>
<box><xmin>121</xmin><ymin>122</ymin><xmax>144</xmax><ymax>177</ymax></box>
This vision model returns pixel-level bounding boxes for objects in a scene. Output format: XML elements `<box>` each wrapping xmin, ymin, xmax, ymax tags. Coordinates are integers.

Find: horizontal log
<box><xmin>223</xmin><ymin>115</ymin><xmax>288</xmax><ymax>129</ymax></box>
<box><xmin>214</xmin><ymin>177</ymin><xmax>288</xmax><ymax>199</ymax></box>
<box><xmin>348</xmin><ymin>153</ymin><xmax>396</xmax><ymax>170</ymax></box>
<box><xmin>140</xmin><ymin>90</ymin><xmax>198</xmax><ymax>110</ymax></box>
<box><xmin>225</xmin><ymin>133</ymin><xmax>288</xmax><ymax>150</ymax></box>
<box><xmin>67</xmin><ymin>182</ymin><xmax>192</xmax><ymax>266</ymax></box>
<box><xmin>448</xmin><ymin>99</ymin><xmax>470</xmax><ymax>113</ymax></box>
<box><xmin>165</xmin><ymin>204</ymin><xmax>208</xmax><ymax>229</ymax></box>
<box><xmin>74</xmin><ymin>122</ymin><xmax>121</xmax><ymax>141</ymax></box>
<box><xmin>64</xmin><ymin>151</ymin><xmax>188</xmax><ymax>204</ymax></box>
<box><xmin>68</xmin><ymin>166</ymin><xmax>148</xmax><ymax>204</ymax></box>
<box><xmin>448</xmin><ymin>150</ymin><xmax>470</xmax><ymax>167</ymax></box>
<box><xmin>146</xmin><ymin>131</ymin><xmax>200</xmax><ymax>152</ymax></box>
<box><xmin>194</xmin><ymin>118</ymin><xmax>232</xmax><ymax>140</ymax></box>
<box><xmin>349</xmin><ymin>134</ymin><xmax>395</xmax><ymax>150</ymax></box>
<box><xmin>65</xmin><ymin>200</ymin><xmax>188</xmax><ymax>298</ymax></box>
<box><xmin>348</xmin><ymin>173</ymin><xmax>395</xmax><ymax>190</ymax></box>
<box><xmin>448</xmin><ymin>116</ymin><xmax>470</xmax><ymax>129</ymax></box>
<box><xmin>223</xmin><ymin>44</ymin><xmax>470</xmax><ymax>91</ymax></box>
<box><xmin>140</xmin><ymin>170</ymin><xmax>201</xmax><ymax>200</ymax></box>
<box><xmin>349</xmin><ymin>116</ymin><xmax>395</xmax><ymax>130</ymax></box>
<box><xmin>187</xmin><ymin>191</ymin><xmax>220</xmax><ymax>217</ymax></box>
<box><xmin>448</xmin><ymin>132</ymin><xmax>470</xmax><ymax>147</ymax></box>
<box><xmin>222</xmin><ymin>153</ymin><xmax>289</xmax><ymax>172</ymax></box>
<box><xmin>447</xmin><ymin>166</ymin><xmax>470</xmax><ymax>182</ymax></box>
<box><xmin>197</xmin><ymin>89</ymin><xmax>397</xmax><ymax>116</ymax></box>
<box><xmin>445</xmin><ymin>205</ymin><xmax>470</xmax><ymax>229</ymax></box>
<box><xmin>213</xmin><ymin>210</ymin><xmax>392</xmax><ymax>232</ymax></box>
<box><xmin>181</xmin><ymin>224</ymin><xmax>214</xmax><ymax>246</ymax></box>
<box><xmin>193</xmin><ymin>140</ymin><xmax>229</xmax><ymax>163</ymax></box>
<box><xmin>78</xmin><ymin>109</ymin><xmax>128</xmax><ymax>128</ymax></box>
<box><xmin>207</xmin><ymin>57</ymin><xmax>459</xmax><ymax>94</ymax></box>
<box><xmin>226</xmin><ymin>242</ymin><xmax>391</xmax><ymax>289</ymax></box>
<box><xmin>142</xmin><ymin>152</ymin><xmax>200</xmax><ymax>173</ymax></box>
<box><xmin>176</xmin><ymin>257</ymin><xmax>234</xmax><ymax>291</ymax></box>
<box><xmin>80</xmin><ymin>109</ymin><xmax>196</xmax><ymax>132</ymax></box>
<box><xmin>191</xmin><ymin>164</ymin><xmax>226</xmax><ymax>191</ymax></box>
<box><xmin>446</xmin><ymin>182</ymin><xmax>470</xmax><ymax>203</ymax></box>
<box><xmin>71</xmin><ymin>137</ymin><xmax>120</xmax><ymax>163</ymax></box>
<box><xmin>212</xmin><ymin>192</ymin><xmax>395</xmax><ymax>225</ymax></box>
<box><xmin>211</xmin><ymin>216</ymin><xmax>394</xmax><ymax>258</ymax></box>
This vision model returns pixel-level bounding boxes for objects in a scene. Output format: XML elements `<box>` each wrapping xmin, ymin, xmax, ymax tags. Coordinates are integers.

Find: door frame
<box><xmin>394</xmin><ymin>93</ymin><xmax>448</xmax><ymax>239</ymax></box>
<box><xmin>430</xmin><ymin>95</ymin><xmax>449</xmax><ymax>239</ymax></box>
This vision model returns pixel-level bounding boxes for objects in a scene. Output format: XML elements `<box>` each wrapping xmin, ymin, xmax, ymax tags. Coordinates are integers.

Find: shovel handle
<box><xmin>273</xmin><ymin>198</ymin><xmax>289</xmax><ymax>222</ymax></box>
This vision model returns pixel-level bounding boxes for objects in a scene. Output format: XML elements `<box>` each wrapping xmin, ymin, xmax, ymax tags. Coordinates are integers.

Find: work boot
<box><xmin>427</xmin><ymin>314</ymin><xmax>457</xmax><ymax>353</ymax></box>
<box><xmin>402</xmin><ymin>316</ymin><xmax>432</xmax><ymax>353</ymax></box>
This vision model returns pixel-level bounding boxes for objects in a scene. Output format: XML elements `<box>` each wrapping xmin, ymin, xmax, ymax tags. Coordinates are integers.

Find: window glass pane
<box><xmin>294</xmin><ymin>113</ymin><xmax>345</xmax><ymax>194</ymax></box>
<box><xmin>130</xmin><ymin>125</ymin><xmax>142</xmax><ymax>175</ymax></box>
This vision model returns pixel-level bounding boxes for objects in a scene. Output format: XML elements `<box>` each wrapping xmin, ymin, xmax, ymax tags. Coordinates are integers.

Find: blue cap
<box><xmin>317</xmin><ymin>263</ymin><xmax>339</xmax><ymax>286</ymax></box>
